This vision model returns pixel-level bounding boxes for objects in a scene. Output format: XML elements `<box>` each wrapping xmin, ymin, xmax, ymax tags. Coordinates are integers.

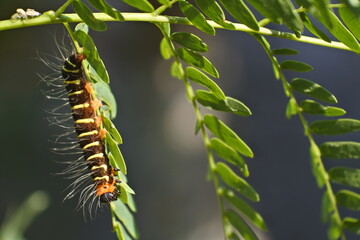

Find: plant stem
<box><xmin>256</xmin><ymin>35</ymin><xmax>344</xmax><ymax>238</ymax></box>
<box><xmin>156</xmin><ymin>23</ymin><xmax>229</xmax><ymax>240</ymax></box>
<box><xmin>153</xmin><ymin>0</ymin><xmax>179</xmax><ymax>15</ymax></box>
<box><xmin>0</xmin><ymin>12</ymin><xmax>355</xmax><ymax>53</ymax></box>
<box><xmin>55</xmin><ymin>0</ymin><xmax>74</xmax><ymax>17</ymax></box>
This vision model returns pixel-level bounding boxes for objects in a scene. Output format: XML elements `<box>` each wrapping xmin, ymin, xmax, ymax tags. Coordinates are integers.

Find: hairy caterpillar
<box><xmin>41</xmin><ymin>45</ymin><xmax>121</xmax><ymax>215</ymax></box>
<box><xmin>62</xmin><ymin>53</ymin><xmax>120</xmax><ymax>203</ymax></box>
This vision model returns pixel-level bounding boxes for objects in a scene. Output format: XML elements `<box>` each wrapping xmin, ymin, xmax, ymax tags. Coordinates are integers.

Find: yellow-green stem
<box><xmin>0</xmin><ymin>12</ymin><xmax>355</xmax><ymax>53</ymax></box>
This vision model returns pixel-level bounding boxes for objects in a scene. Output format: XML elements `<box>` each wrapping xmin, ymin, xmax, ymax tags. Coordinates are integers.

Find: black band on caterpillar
<box><xmin>62</xmin><ymin>53</ymin><xmax>119</xmax><ymax>203</ymax></box>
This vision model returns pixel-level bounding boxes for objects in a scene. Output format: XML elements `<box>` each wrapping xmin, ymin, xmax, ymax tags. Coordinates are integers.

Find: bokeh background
<box><xmin>0</xmin><ymin>1</ymin><xmax>359</xmax><ymax>240</ymax></box>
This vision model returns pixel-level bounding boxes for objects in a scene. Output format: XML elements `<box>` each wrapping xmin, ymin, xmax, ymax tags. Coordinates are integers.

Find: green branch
<box><xmin>0</xmin><ymin>12</ymin><xmax>353</xmax><ymax>52</ymax></box>
<box><xmin>256</xmin><ymin>35</ymin><xmax>344</xmax><ymax>239</ymax></box>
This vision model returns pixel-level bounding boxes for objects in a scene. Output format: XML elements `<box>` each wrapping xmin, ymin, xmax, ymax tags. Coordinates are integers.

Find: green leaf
<box><xmin>88</xmin><ymin>0</ymin><xmax>124</xmax><ymax>21</ymax></box>
<box><xmin>271</xmin><ymin>48</ymin><xmax>299</xmax><ymax>55</ymax></box>
<box><xmin>73</xmin><ymin>0</ymin><xmax>107</xmax><ymax>31</ymax></box>
<box><xmin>93</xmin><ymin>78</ymin><xmax>117</xmax><ymax>118</ymax></box>
<box><xmin>194</xmin><ymin>0</ymin><xmax>235</xmax><ymax>30</ymax></box>
<box><xmin>113</xmin><ymin>221</ymin><xmax>125</xmax><ymax>240</ymax></box>
<box><xmin>224</xmin><ymin>210</ymin><xmax>259</xmax><ymax>240</ymax></box>
<box><xmin>310</xmin><ymin>142</ymin><xmax>326</xmax><ymax>188</ymax></box>
<box><xmin>299</xmin><ymin>12</ymin><xmax>331</xmax><ymax>42</ymax></box>
<box><xmin>341</xmin><ymin>0</ymin><xmax>360</xmax><ymax>18</ymax></box>
<box><xmin>228</xmin><ymin>232</ymin><xmax>241</xmax><ymax>240</ymax></box>
<box><xmin>113</xmin><ymin>200</ymin><xmax>139</xmax><ymax>239</ymax></box>
<box><xmin>204</xmin><ymin>114</ymin><xmax>253</xmax><ymax>157</ymax></box>
<box><xmin>248</xmin><ymin>0</ymin><xmax>302</xmax><ymax>35</ymax></box>
<box><xmin>291</xmin><ymin>78</ymin><xmax>337</xmax><ymax>103</ymax></box>
<box><xmin>177</xmin><ymin>48</ymin><xmax>219</xmax><ymax>78</ymax></box>
<box><xmin>106</xmin><ymin>132</ymin><xmax>127</xmax><ymax>174</ymax></box>
<box><xmin>210</xmin><ymin>138</ymin><xmax>248</xmax><ymax>176</ymax></box>
<box><xmin>343</xmin><ymin>217</ymin><xmax>360</xmax><ymax>234</ymax></box>
<box><xmin>179</xmin><ymin>0</ymin><xmax>216</xmax><ymax>35</ymax></box>
<box><xmin>321</xmin><ymin>191</ymin><xmax>332</xmax><ymax>223</ymax></box>
<box><xmin>300</xmin><ymin>100</ymin><xmax>345</xmax><ymax>116</ymax></box>
<box><xmin>74</xmin><ymin>30</ymin><xmax>110</xmax><ymax>83</ymax></box>
<box><xmin>170</xmin><ymin>61</ymin><xmax>184</xmax><ymax>80</ymax></box>
<box><xmin>160</xmin><ymin>37</ymin><xmax>173</xmax><ymax>59</ymax></box>
<box><xmin>320</xmin><ymin>141</ymin><xmax>360</xmax><ymax>159</ymax></box>
<box><xmin>245</xmin><ymin>0</ymin><xmax>281</xmax><ymax>24</ymax></box>
<box><xmin>196</xmin><ymin>90</ymin><xmax>252</xmax><ymax>117</ymax></box>
<box><xmin>326</xmin><ymin>10</ymin><xmax>360</xmax><ymax>53</ymax></box>
<box><xmin>328</xmin><ymin>213</ymin><xmax>342</xmax><ymax>240</ymax></box>
<box><xmin>222</xmin><ymin>188</ymin><xmax>267</xmax><ymax>230</ymax></box>
<box><xmin>171</xmin><ymin>32</ymin><xmax>208</xmax><ymax>52</ymax></box>
<box><xmin>120</xmin><ymin>0</ymin><xmax>154</xmax><ymax>12</ymax></box>
<box><xmin>310</xmin><ymin>119</ymin><xmax>360</xmax><ymax>135</ymax></box>
<box><xmin>339</xmin><ymin>6</ymin><xmax>360</xmax><ymax>41</ymax></box>
<box><xmin>102</xmin><ymin>115</ymin><xmax>122</xmax><ymax>144</ymax></box>
<box><xmin>297</xmin><ymin>0</ymin><xmax>332</xmax><ymax>28</ymax></box>
<box><xmin>216</xmin><ymin>162</ymin><xmax>259</xmax><ymax>201</ymax></box>
<box><xmin>336</xmin><ymin>190</ymin><xmax>360</xmax><ymax>211</ymax></box>
<box><xmin>217</xmin><ymin>0</ymin><xmax>259</xmax><ymax>31</ymax></box>
<box><xmin>329</xmin><ymin>167</ymin><xmax>360</xmax><ymax>188</ymax></box>
<box><xmin>285</xmin><ymin>98</ymin><xmax>297</xmax><ymax>119</ymax></box>
<box><xmin>186</xmin><ymin>67</ymin><xmax>224</xmax><ymax>99</ymax></box>
<box><xmin>75</xmin><ymin>22</ymin><xmax>89</xmax><ymax>33</ymax></box>
<box><xmin>280</xmin><ymin>60</ymin><xmax>313</xmax><ymax>72</ymax></box>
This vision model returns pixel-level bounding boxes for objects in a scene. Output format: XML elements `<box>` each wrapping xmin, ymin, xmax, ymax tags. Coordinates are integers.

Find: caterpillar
<box><xmin>41</xmin><ymin>48</ymin><xmax>120</xmax><ymax>215</ymax></box>
<box><xmin>61</xmin><ymin>53</ymin><xmax>120</xmax><ymax>204</ymax></box>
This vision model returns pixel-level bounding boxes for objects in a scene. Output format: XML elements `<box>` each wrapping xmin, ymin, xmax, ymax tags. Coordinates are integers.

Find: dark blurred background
<box><xmin>0</xmin><ymin>1</ymin><xmax>359</xmax><ymax>240</ymax></box>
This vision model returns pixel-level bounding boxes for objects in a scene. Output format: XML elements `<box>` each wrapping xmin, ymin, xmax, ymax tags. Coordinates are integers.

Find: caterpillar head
<box><xmin>97</xmin><ymin>183</ymin><xmax>120</xmax><ymax>203</ymax></box>
<box><xmin>99</xmin><ymin>190</ymin><xmax>120</xmax><ymax>203</ymax></box>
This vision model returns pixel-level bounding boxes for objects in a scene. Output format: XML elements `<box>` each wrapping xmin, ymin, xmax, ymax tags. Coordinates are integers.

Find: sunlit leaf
<box><xmin>300</xmin><ymin>100</ymin><xmax>345</xmax><ymax>116</ymax></box>
<box><xmin>177</xmin><ymin>48</ymin><xmax>219</xmax><ymax>77</ymax></box>
<box><xmin>74</xmin><ymin>30</ymin><xmax>110</xmax><ymax>83</ymax></box>
<box><xmin>224</xmin><ymin>210</ymin><xmax>259</xmax><ymax>240</ymax></box>
<box><xmin>217</xmin><ymin>0</ymin><xmax>259</xmax><ymax>31</ymax></box>
<box><xmin>321</xmin><ymin>191</ymin><xmax>332</xmax><ymax>223</ymax></box>
<box><xmin>271</xmin><ymin>48</ymin><xmax>299</xmax><ymax>55</ymax></box>
<box><xmin>336</xmin><ymin>190</ymin><xmax>360</xmax><ymax>211</ymax></box>
<box><xmin>339</xmin><ymin>6</ymin><xmax>360</xmax><ymax>41</ymax></box>
<box><xmin>186</xmin><ymin>67</ymin><xmax>224</xmax><ymax>99</ymax></box>
<box><xmin>170</xmin><ymin>61</ymin><xmax>184</xmax><ymax>80</ymax></box>
<box><xmin>113</xmin><ymin>201</ymin><xmax>139</xmax><ymax>239</ymax></box>
<box><xmin>73</xmin><ymin>0</ymin><xmax>107</xmax><ymax>31</ymax></box>
<box><xmin>204</xmin><ymin>114</ymin><xmax>253</xmax><ymax>157</ymax></box>
<box><xmin>285</xmin><ymin>98</ymin><xmax>297</xmax><ymax>119</ymax></box>
<box><xmin>343</xmin><ymin>217</ymin><xmax>360</xmax><ymax>234</ymax></box>
<box><xmin>196</xmin><ymin>90</ymin><xmax>251</xmax><ymax>117</ymax></box>
<box><xmin>106</xmin><ymin>133</ymin><xmax>127</xmax><ymax>174</ymax></box>
<box><xmin>88</xmin><ymin>0</ymin><xmax>124</xmax><ymax>21</ymax></box>
<box><xmin>310</xmin><ymin>119</ymin><xmax>360</xmax><ymax>135</ymax></box>
<box><xmin>299</xmin><ymin>12</ymin><xmax>331</xmax><ymax>42</ymax></box>
<box><xmin>194</xmin><ymin>0</ymin><xmax>235</xmax><ymax>29</ymax></box>
<box><xmin>210</xmin><ymin>138</ymin><xmax>248</xmax><ymax>176</ymax></box>
<box><xmin>171</xmin><ymin>32</ymin><xmax>208</xmax><ymax>52</ymax></box>
<box><xmin>179</xmin><ymin>0</ymin><xmax>215</xmax><ymax>35</ymax></box>
<box><xmin>216</xmin><ymin>162</ymin><xmax>259</xmax><ymax>201</ymax></box>
<box><xmin>121</xmin><ymin>0</ymin><xmax>154</xmax><ymax>12</ymax></box>
<box><xmin>291</xmin><ymin>78</ymin><xmax>337</xmax><ymax>103</ymax></box>
<box><xmin>222</xmin><ymin>188</ymin><xmax>267</xmax><ymax>230</ymax></box>
<box><xmin>280</xmin><ymin>60</ymin><xmax>313</xmax><ymax>72</ymax></box>
<box><xmin>329</xmin><ymin>167</ymin><xmax>360</xmax><ymax>188</ymax></box>
<box><xmin>320</xmin><ymin>141</ymin><xmax>360</xmax><ymax>159</ymax></box>
<box><xmin>103</xmin><ymin>115</ymin><xmax>123</xmax><ymax>144</ymax></box>
<box><xmin>160</xmin><ymin>37</ymin><xmax>173</xmax><ymax>59</ymax></box>
<box><xmin>328</xmin><ymin>212</ymin><xmax>342</xmax><ymax>240</ymax></box>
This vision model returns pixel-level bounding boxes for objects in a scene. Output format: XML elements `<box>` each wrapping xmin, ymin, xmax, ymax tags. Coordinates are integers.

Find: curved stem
<box><xmin>55</xmin><ymin>0</ymin><xmax>74</xmax><ymax>17</ymax></box>
<box><xmin>0</xmin><ymin>12</ymin><xmax>355</xmax><ymax>52</ymax></box>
